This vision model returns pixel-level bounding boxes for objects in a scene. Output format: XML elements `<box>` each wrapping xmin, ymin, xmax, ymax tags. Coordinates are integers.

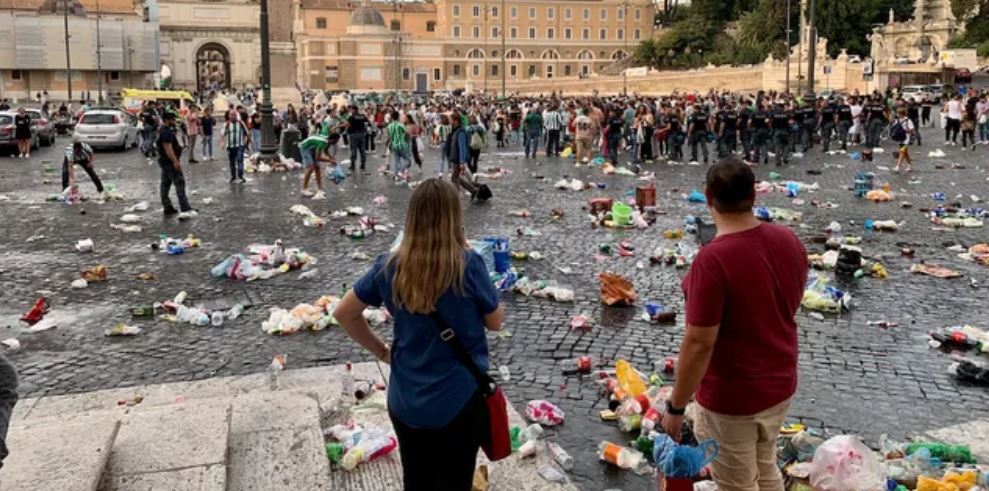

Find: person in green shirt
<box><xmin>387</xmin><ymin>111</ymin><xmax>412</xmax><ymax>180</ymax></box>
<box><xmin>522</xmin><ymin>107</ymin><xmax>543</xmax><ymax>159</ymax></box>
<box><xmin>298</xmin><ymin>127</ymin><xmax>335</xmax><ymax>199</ymax></box>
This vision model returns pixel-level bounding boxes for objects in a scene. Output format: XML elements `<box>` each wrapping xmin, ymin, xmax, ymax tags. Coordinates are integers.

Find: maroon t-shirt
<box><xmin>681</xmin><ymin>223</ymin><xmax>807</xmax><ymax>416</ymax></box>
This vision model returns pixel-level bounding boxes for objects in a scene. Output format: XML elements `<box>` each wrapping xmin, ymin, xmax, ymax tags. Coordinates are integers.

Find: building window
<box><xmin>453</xmin><ymin>25</ymin><xmax>461</xmax><ymax>37</ymax></box>
<box><xmin>316</xmin><ymin>17</ymin><xmax>327</xmax><ymax>29</ymax></box>
<box><xmin>403</xmin><ymin>67</ymin><xmax>411</xmax><ymax>80</ymax></box>
<box><xmin>617</xmin><ymin>28</ymin><xmax>624</xmax><ymax>40</ymax></box>
<box><xmin>564</xmin><ymin>28</ymin><xmax>572</xmax><ymax>39</ymax></box>
<box><xmin>564</xmin><ymin>65</ymin><xmax>572</xmax><ymax>76</ymax></box>
<box><xmin>109</xmin><ymin>71</ymin><xmax>120</xmax><ymax>81</ymax></box>
<box><xmin>564</xmin><ymin>8</ymin><xmax>571</xmax><ymax>19</ymax></box>
<box><xmin>528</xmin><ymin>65</ymin><xmax>536</xmax><ymax>77</ymax></box>
<box><xmin>547</xmin><ymin>28</ymin><xmax>554</xmax><ymax>39</ymax></box>
<box><xmin>472</xmin><ymin>5</ymin><xmax>480</xmax><ymax>17</ymax></box>
<box><xmin>472</xmin><ymin>64</ymin><xmax>480</xmax><ymax>76</ymax></box>
<box><xmin>492</xmin><ymin>65</ymin><xmax>499</xmax><ymax>76</ymax></box>
<box><xmin>582</xmin><ymin>28</ymin><xmax>589</xmax><ymax>40</ymax></box>
<box><xmin>506</xmin><ymin>49</ymin><xmax>523</xmax><ymax>59</ymax></box>
<box><xmin>529</xmin><ymin>7</ymin><xmax>536</xmax><ymax>18</ymax></box>
<box><xmin>635</xmin><ymin>8</ymin><xmax>641</xmax><ymax>20</ymax></box>
<box><xmin>467</xmin><ymin>48</ymin><xmax>485</xmax><ymax>59</ymax></box>
<box><xmin>453</xmin><ymin>5</ymin><xmax>460</xmax><ymax>16</ymax></box>
<box><xmin>453</xmin><ymin>64</ymin><xmax>461</xmax><ymax>76</ymax></box>
<box><xmin>582</xmin><ymin>64</ymin><xmax>590</xmax><ymax>76</ymax></box>
<box><xmin>427</xmin><ymin>21</ymin><xmax>436</xmax><ymax>32</ymax></box>
<box><xmin>510</xmin><ymin>6</ymin><xmax>517</xmax><ymax>18</ymax></box>
<box><xmin>11</xmin><ymin>70</ymin><xmax>23</xmax><ymax>80</ymax></box>
<box><xmin>434</xmin><ymin>68</ymin><xmax>442</xmax><ymax>80</ymax></box>
<box><xmin>583</xmin><ymin>8</ymin><xmax>589</xmax><ymax>20</ymax></box>
<box><xmin>391</xmin><ymin>20</ymin><xmax>401</xmax><ymax>31</ymax></box>
<box><xmin>510</xmin><ymin>65</ymin><xmax>518</xmax><ymax>77</ymax></box>
<box><xmin>634</xmin><ymin>29</ymin><xmax>641</xmax><ymax>40</ymax></box>
<box><xmin>473</xmin><ymin>26</ymin><xmax>480</xmax><ymax>38</ymax></box>
<box><xmin>547</xmin><ymin>7</ymin><xmax>554</xmax><ymax>19</ymax></box>
<box><xmin>492</xmin><ymin>26</ymin><xmax>499</xmax><ymax>38</ymax></box>
<box><xmin>528</xmin><ymin>27</ymin><xmax>536</xmax><ymax>38</ymax></box>
<box><xmin>510</xmin><ymin>27</ymin><xmax>518</xmax><ymax>39</ymax></box>
<box><xmin>491</xmin><ymin>6</ymin><xmax>498</xmax><ymax>17</ymax></box>
<box><xmin>600</xmin><ymin>28</ymin><xmax>607</xmax><ymax>40</ymax></box>
<box><xmin>492</xmin><ymin>50</ymin><xmax>499</xmax><ymax>57</ymax></box>
<box><xmin>325</xmin><ymin>65</ymin><xmax>338</xmax><ymax>82</ymax></box>
<box><xmin>600</xmin><ymin>8</ymin><xmax>607</xmax><ymax>20</ymax></box>
<box><xmin>617</xmin><ymin>7</ymin><xmax>623</xmax><ymax>19</ymax></box>
<box><xmin>546</xmin><ymin>65</ymin><xmax>554</xmax><ymax>79</ymax></box>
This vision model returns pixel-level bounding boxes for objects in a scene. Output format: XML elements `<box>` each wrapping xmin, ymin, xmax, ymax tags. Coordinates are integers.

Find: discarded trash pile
<box><xmin>928</xmin><ymin>324</ymin><xmax>989</xmax><ymax>386</ymax></box>
<box><xmin>261</xmin><ymin>295</ymin><xmax>390</xmax><ymax>335</ymax></box>
<box><xmin>211</xmin><ymin>240</ymin><xmax>316</xmax><ymax>281</ymax></box>
<box><xmin>152</xmin><ymin>234</ymin><xmax>202</xmax><ymax>255</ymax></box>
<box><xmin>244</xmin><ymin>153</ymin><xmax>303</xmax><ymax>173</ymax></box>
<box><xmin>325</xmin><ymin>422</ymin><xmax>398</xmax><ymax>471</ymax></box>
<box><xmin>132</xmin><ymin>290</ymin><xmax>247</xmax><ymax>330</ymax></box>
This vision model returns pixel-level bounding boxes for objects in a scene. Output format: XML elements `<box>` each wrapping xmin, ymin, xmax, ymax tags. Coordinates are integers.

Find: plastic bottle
<box><xmin>499</xmin><ymin>365</ymin><xmax>511</xmax><ymax>382</ymax></box>
<box><xmin>615</xmin><ymin>360</ymin><xmax>647</xmax><ymax>398</ymax></box>
<box><xmin>194</xmin><ymin>311</ymin><xmax>211</xmax><ymax>327</ymax></box>
<box><xmin>546</xmin><ymin>441</ymin><xmax>574</xmax><ymax>471</ymax></box>
<box><xmin>340</xmin><ymin>430</ymin><xmax>398</xmax><ymax>471</ymax></box>
<box><xmin>519</xmin><ymin>439</ymin><xmax>538</xmax><ymax>458</ymax></box>
<box><xmin>166</xmin><ymin>243</ymin><xmax>184</xmax><ymax>255</ymax></box>
<box><xmin>173</xmin><ymin>291</ymin><xmax>188</xmax><ymax>304</ymax></box>
<box><xmin>227</xmin><ymin>304</ymin><xmax>245</xmax><ymax>320</ymax></box>
<box><xmin>341</xmin><ymin>362</ymin><xmax>355</xmax><ymax>400</ymax></box>
<box><xmin>618</xmin><ymin>413</ymin><xmax>642</xmax><ymax>432</ymax></box>
<box><xmin>641</xmin><ymin>407</ymin><xmax>662</xmax><ymax>432</ymax></box>
<box><xmin>598</xmin><ymin>441</ymin><xmax>651</xmax><ymax>475</ymax></box>
<box><xmin>561</xmin><ymin>356</ymin><xmax>593</xmax><ymax>373</ymax></box>
<box><xmin>523</xmin><ymin>423</ymin><xmax>544</xmax><ymax>442</ymax></box>
<box><xmin>211</xmin><ymin>311</ymin><xmax>224</xmax><ymax>327</ymax></box>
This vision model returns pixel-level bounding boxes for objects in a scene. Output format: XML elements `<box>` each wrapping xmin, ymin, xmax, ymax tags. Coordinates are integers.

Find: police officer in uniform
<box><xmin>864</xmin><ymin>96</ymin><xmax>888</xmax><ymax>160</ymax></box>
<box><xmin>771</xmin><ymin>102</ymin><xmax>794</xmax><ymax>166</ymax></box>
<box><xmin>836</xmin><ymin>98</ymin><xmax>854</xmax><ymax>151</ymax></box>
<box><xmin>687</xmin><ymin>103</ymin><xmax>711</xmax><ymax>164</ymax></box>
<box><xmin>749</xmin><ymin>104</ymin><xmax>771</xmax><ymax>165</ymax></box>
<box><xmin>738</xmin><ymin>99</ymin><xmax>753</xmax><ymax>160</ymax></box>
<box><xmin>818</xmin><ymin>98</ymin><xmax>838</xmax><ymax>153</ymax></box>
<box><xmin>798</xmin><ymin>101</ymin><xmax>818</xmax><ymax>152</ymax></box>
<box><xmin>716</xmin><ymin>103</ymin><xmax>739</xmax><ymax>158</ymax></box>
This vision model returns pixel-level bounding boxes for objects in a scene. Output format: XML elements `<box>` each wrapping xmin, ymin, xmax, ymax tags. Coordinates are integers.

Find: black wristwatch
<box><xmin>666</xmin><ymin>400</ymin><xmax>686</xmax><ymax>416</ymax></box>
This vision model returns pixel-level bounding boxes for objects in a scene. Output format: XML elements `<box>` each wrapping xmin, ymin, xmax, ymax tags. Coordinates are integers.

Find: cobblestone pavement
<box><xmin>1</xmin><ymin>129</ymin><xmax>988</xmax><ymax>490</ymax></box>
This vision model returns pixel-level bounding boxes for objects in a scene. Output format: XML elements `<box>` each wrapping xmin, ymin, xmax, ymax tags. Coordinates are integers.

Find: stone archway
<box><xmin>196</xmin><ymin>42</ymin><xmax>231</xmax><ymax>91</ymax></box>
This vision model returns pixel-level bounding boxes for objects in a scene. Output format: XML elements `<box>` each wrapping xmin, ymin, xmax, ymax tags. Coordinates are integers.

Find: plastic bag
<box><xmin>524</xmin><ymin>400</ymin><xmax>565</xmax><ymax>426</ymax></box>
<box><xmin>600</xmin><ymin>272</ymin><xmax>638</xmax><ymax>306</ymax></box>
<box><xmin>808</xmin><ymin>435</ymin><xmax>886</xmax><ymax>491</ymax></box>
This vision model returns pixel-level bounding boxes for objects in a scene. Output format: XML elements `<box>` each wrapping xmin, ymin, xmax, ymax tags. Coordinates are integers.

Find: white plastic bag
<box><xmin>808</xmin><ymin>435</ymin><xmax>886</xmax><ymax>491</ymax></box>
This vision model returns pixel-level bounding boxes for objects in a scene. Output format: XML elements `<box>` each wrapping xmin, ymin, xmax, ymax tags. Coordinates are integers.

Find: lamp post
<box><xmin>500</xmin><ymin>0</ymin><xmax>506</xmax><ymax>98</ymax></box>
<box><xmin>258</xmin><ymin>0</ymin><xmax>278</xmax><ymax>162</ymax></box>
<box><xmin>96</xmin><ymin>0</ymin><xmax>103</xmax><ymax>105</ymax></box>
<box><xmin>483</xmin><ymin>5</ymin><xmax>488</xmax><ymax>93</ymax></box>
<box><xmin>784</xmin><ymin>0</ymin><xmax>791</xmax><ymax>94</ymax></box>
<box><xmin>64</xmin><ymin>0</ymin><xmax>73</xmax><ymax>100</ymax></box>
<box><xmin>623</xmin><ymin>0</ymin><xmax>629</xmax><ymax>96</ymax></box>
<box><xmin>804</xmin><ymin>0</ymin><xmax>817</xmax><ymax>101</ymax></box>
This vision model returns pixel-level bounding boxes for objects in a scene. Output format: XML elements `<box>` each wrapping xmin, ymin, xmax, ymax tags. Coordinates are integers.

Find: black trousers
<box><xmin>349</xmin><ymin>132</ymin><xmax>367</xmax><ymax>169</ymax></box>
<box><xmin>390</xmin><ymin>391</ymin><xmax>488</xmax><ymax>491</ymax></box>
<box><xmin>158</xmin><ymin>161</ymin><xmax>192</xmax><ymax>212</ymax></box>
<box><xmin>546</xmin><ymin>129</ymin><xmax>561</xmax><ymax>156</ymax></box>
<box><xmin>468</xmin><ymin>148</ymin><xmax>480</xmax><ymax>174</ymax></box>
<box><xmin>62</xmin><ymin>158</ymin><xmax>104</xmax><ymax>193</ymax></box>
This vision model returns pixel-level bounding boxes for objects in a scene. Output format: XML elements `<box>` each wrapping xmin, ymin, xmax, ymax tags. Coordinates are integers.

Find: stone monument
<box><xmin>869</xmin><ymin>0</ymin><xmax>958</xmax><ymax>63</ymax></box>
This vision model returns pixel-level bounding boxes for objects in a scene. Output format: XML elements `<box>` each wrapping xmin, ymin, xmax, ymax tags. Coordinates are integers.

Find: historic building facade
<box><xmin>870</xmin><ymin>0</ymin><xmax>958</xmax><ymax>63</ymax></box>
<box><xmin>158</xmin><ymin>0</ymin><xmax>296</xmax><ymax>95</ymax></box>
<box><xmin>295</xmin><ymin>0</ymin><xmax>657</xmax><ymax>92</ymax></box>
<box><xmin>0</xmin><ymin>0</ymin><xmax>159</xmax><ymax>101</ymax></box>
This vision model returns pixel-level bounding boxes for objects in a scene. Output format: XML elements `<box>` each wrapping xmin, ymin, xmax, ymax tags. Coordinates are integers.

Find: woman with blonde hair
<box><xmin>334</xmin><ymin>178</ymin><xmax>504</xmax><ymax>491</ymax></box>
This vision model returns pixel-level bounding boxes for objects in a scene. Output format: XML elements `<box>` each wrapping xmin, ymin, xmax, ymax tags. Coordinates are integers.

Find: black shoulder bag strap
<box><xmin>429</xmin><ymin>313</ymin><xmax>496</xmax><ymax>397</ymax></box>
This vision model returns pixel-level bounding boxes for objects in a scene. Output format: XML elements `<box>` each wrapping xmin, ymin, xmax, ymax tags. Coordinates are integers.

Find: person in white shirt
<box><xmin>943</xmin><ymin>95</ymin><xmax>963</xmax><ymax>145</ymax></box>
<box><xmin>543</xmin><ymin>105</ymin><xmax>563</xmax><ymax>157</ymax></box>
<box><xmin>849</xmin><ymin>99</ymin><xmax>863</xmax><ymax>144</ymax></box>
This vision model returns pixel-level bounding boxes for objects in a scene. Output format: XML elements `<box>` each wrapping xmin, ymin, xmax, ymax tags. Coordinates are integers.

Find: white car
<box><xmin>901</xmin><ymin>85</ymin><xmax>933</xmax><ymax>103</ymax></box>
<box><xmin>73</xmin><ymin>109</ymin><xmax>139</xmax><ymax>150</ymax></box>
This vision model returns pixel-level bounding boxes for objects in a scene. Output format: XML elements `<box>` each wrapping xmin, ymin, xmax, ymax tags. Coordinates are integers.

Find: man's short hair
<box><xmin>705</xmin><ymin>157</ymin><xmax>756</xmax><ymax>214</ymax></box>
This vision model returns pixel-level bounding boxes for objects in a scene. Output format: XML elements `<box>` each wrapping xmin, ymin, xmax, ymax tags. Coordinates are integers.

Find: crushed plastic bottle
<box><xmin>211</xmin><ymin>311</ymin><xmax>224</xmax><ymax>327</ymax></box>
<box><xmin>267</xmin><ymin>354</ymin><xmax>286</xmax><ymax>390</ymax></box>
<box><xmin>598</xmin><ymin>441</ymin><xmax>652</xmax><ymax>475</ymax></box>
<box><xmin>561</xmin><ymin>356</ymin><xmax>592</xmax><ymax>373</ymax></box>
<box><xmin>499</xmin><ymin>365</ymin><xmax>511</xmax><ymax>382</ymax></box>
<box><xmin>546</xmin><ymin>441</ymin><xmax>574</xmax><ymax>471</ymax></box>
<box><xmin>340</xmin><ymin>427</ymin><xmax>398</xmax><ymax>471</ymax></box>
<box><xmin>227</xmin><ymin>304</ymin><xmax>245</xmax><ymax>320</ymax></box>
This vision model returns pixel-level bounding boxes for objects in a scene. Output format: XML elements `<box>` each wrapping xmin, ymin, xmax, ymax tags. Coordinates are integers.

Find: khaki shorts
<box><xmin>690</xmin><ymin>398</ymin><xmax>792</xmax><ymax>491</ymax></box>
<box><xmin>576</xmin><ymin>137</ymin><xmax>592</xmax><ymax>156</ymax></box>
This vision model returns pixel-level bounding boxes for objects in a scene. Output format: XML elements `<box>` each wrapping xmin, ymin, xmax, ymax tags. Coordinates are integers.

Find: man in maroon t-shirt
<box><xmin>663</xmin><ymin>157</ymin><xmax>807</xmax><ymax>491</ymax></box>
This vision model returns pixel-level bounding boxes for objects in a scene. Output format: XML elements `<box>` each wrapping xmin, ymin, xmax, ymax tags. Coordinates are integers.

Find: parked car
<box><xmin>25</xmin><ymin>108</ymin><xmax>55</xmax><ymax>146</ymax></box>
<box><xmin>73</xmin><ymin>109</ymin><xmax>139</xmax><ymax>151</ymax></box>
<box><xmin>901</xmin><ymin>85</ymin><xmax>934</xmax><ymax>103</ymax></box>
<box><xmin>955</xmin><ymin>68</ymin><xmax>973</xmax><ymax>84</ymax></box>
<box><xmin>0</xmin><ymin>111</ymin><xmax>40</xmax><ymax>152</ymax></box>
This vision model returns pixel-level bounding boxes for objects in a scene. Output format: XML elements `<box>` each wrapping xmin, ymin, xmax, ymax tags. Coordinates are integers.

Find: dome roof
<box><xmin>349</xmin><ymin>5</ymin><xmax>385</xmax><ymax>27</ymax></box>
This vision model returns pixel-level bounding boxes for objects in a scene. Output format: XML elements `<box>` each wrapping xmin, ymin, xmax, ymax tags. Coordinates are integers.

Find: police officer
<box><xmin>819</xmin><ymin>98</ymin><xmax>838</xmax><ymax>153</ymax></box>
<box><xmin>798</xmin><ymin>100</ymin><xmax>818</xmax><ymax>152</ymax></box>
<box><xmin>836</xmin><ymin>97</ymin><xmax>854</xmax><ymax>151</ymax></box>
<box><xmin>738</xmin><ymin>99</ymin><xmax>753</xmax><ymax>160</ymax></box>
<box><xmin>687</xmin><ymin>103</ymin><xmax>711</xmax><ymax>164</ymax></box>
<box><xmin>749</xmin><ymin>103</ymin><xmax>771</xmax><ymax>165</ymax></box>
<box><xmin>864</xmin><ymin>96</ymin><xmax>888</xmax><ymax>160</ymax></box>
<box><xmin>771</xmin><ymin>102</ymin><xmax>794</xmax><ymax>166</ymax></box>
<box><xmin>716</xmin><ymin>102</ymin><xmax>739</xmax><ymax>158</ymax></box>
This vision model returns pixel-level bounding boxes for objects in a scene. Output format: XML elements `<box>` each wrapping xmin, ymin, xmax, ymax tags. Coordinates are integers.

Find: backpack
<box><xmin>475</xmin><ymin>183</ymin><xmax>493</xmax><ymax>202</ymax></box>
<box><xmin>470</xmin><ymin>131</ymin><xmax>485</xmax><ymax>150</ymax></box>
<box><xmin>890</xmin><ymin>120</ymin><xmax>907</xmax><ymax>142</ymax></box>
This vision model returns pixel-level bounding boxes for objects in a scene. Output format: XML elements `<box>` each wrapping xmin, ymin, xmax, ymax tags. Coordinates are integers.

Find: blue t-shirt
<box><xmin>354</xmin><ymin>250</ymin><xmax>499</xmax><ymax>429</ymax></box>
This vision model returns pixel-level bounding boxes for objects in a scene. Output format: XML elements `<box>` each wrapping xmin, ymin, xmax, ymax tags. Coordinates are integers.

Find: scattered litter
<box><xmin>75</xmin><ymin>238</ymin><xmax>94</xmax><ymax>252</ymax></box>
<box><xmin>1</xmin><ymin>339</ymin><xmax>20</xmax><ymax>351</ymax></box>
<box><xmin>20</xmin><ymin>297</ymin><xmax>50</xmax><ymax>325</ymax></box>
<box><xmin>80</xmin><ymin>264</ymin><xmax>108</xmax><ymax>283</ymax></box>
<box><xmin>928</xmin><ymin>149</ymin><xmax>947</xmax><ymax>158</ymax></box>
<box><xmin>211</xmin><ymin>241</ymin><xmax>316</xmax><ymax>281</ymax></box>
<box><xmin>600</xmin><ymin>272</ymin><xmax>637</xmax><ymax>306</ymax></box>
<box><xmin>105</xmin><ymin>324</ymin><xmax>142</xmax><ymax>337</ymax></box>
<box><xmin>110</xmin><ymin>224</ymin><xmax>143</xmax><ymax>233</ymax></box>
<box><xmin>25</xmin><ymin>235</ymin><xmax>45</xmax><ymax>243</ymax></box>
<box><xmin>525</xmin><ymin>400</ymin><xmax>565</xmax><ymax>426</ymax></box>
<box><xmin>70</xmin><ymin>279</ymin><xmax>88</xmax><ymax>289</ymax></box>
<box><xmin>910</xmin><ymin>263</ymin><xmax>962</xmax><ymax>279</ymax></box>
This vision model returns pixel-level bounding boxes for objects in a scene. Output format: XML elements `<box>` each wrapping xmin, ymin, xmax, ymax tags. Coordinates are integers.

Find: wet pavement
<box><xmin>1</xmin><ymin>129</ymin><xmax>988</xmax><ymax>490</ymax></box>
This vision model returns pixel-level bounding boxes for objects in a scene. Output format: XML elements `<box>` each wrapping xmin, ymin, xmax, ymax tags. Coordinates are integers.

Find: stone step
<box><xmin>923</xmin><ymin>418</ymin><xmax>989</xmax><ymax>462</ymax></box>
<box><xmin>0</xmin><ymin>412</ymin><xmax>120</xmax><ymax>491</ymax></box>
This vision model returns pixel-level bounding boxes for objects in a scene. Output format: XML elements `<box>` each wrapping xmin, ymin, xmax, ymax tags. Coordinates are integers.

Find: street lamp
<box><xmin>804</xmin><ymin>0</ymin><xmax>817</xmax><ymax>101</ymax></box>
<box><xmin>500</xmin><ymin>0</ymin><xmax>506</xmax><ymax>98</ymax></box>
<box><xmin>785</xmin><ymin>0</ymin><xmax>791</xmax><ymax>94</ymax></box>
<box><xmin>63</xmin><ymin>0</ymin><xmax>73</xmax><ymax>100</ymax></box>
<box><xmin>258</xmin><ymin>0</ymin><xmax>278</xmax><ymax>162</ymax></box>
<box><xmin>623</xmin><ymin>0</ymin><xmax>628</xmax><ymax>96</ymax></box>
<box><xmin>96</xmin><ymin>0</ymin><xmax>103</xmax><ymax>105</ymax></box>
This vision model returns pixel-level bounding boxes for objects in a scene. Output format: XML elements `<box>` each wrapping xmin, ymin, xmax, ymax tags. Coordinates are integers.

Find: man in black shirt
<box><xmin>798</xmin><ymin>101</ymin><xmax>818</xmax><ymax>152</ymax></box>
<box><xmin>907</xmin><ymin>99</ymin><xmax>922</xmax><ymax>146</ymax></box>
<box><xmin>157</xmin><ymin>112</ymin><xmax>195</xmax><ymax>217</ymax></box>
<box><xmin>818</xmin><ymin>99</ymin><xmax>837</xmax><ymax>153</ymax></box>
<box><xmin>749</xmin><ymin>105</ymin><xmax>771</xmax><ymax>164</ymax></box>
<box><xmin>864</xmin><ymin>96</ymin><xmax>887</xmax><ymax>153</ymax></box>
<box><xmin>346</xmin><ymin>105</ymin><xmax>371</xmax><ymax>174</ymax></box>
<box><xmin>836</xmin><ymin>99</ymin><xmax>854</xmax><ymax>151</ymax></box>
<box><xmin>738</xmin><ymin>100</ymin><xmax>752</xmax><ymax>160</ymax></box>
<box><xmin>770</xmin><ymin>103</ymin><xmax>793</xmax><ymax>166</ymax></box>
<box><xmin>687</xmin><ymin>104</ymin><xmax>710</xmax><ymax>164</ymax></box>
<box><xmin>139</xmin><ymin>102</ymin><xmax>159</xmax><ymax>157</ymax></box>
<box><xmin>716</xmin><ymin>103</ymin><xmax>739</xmax><ymax>158</ymax></box>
